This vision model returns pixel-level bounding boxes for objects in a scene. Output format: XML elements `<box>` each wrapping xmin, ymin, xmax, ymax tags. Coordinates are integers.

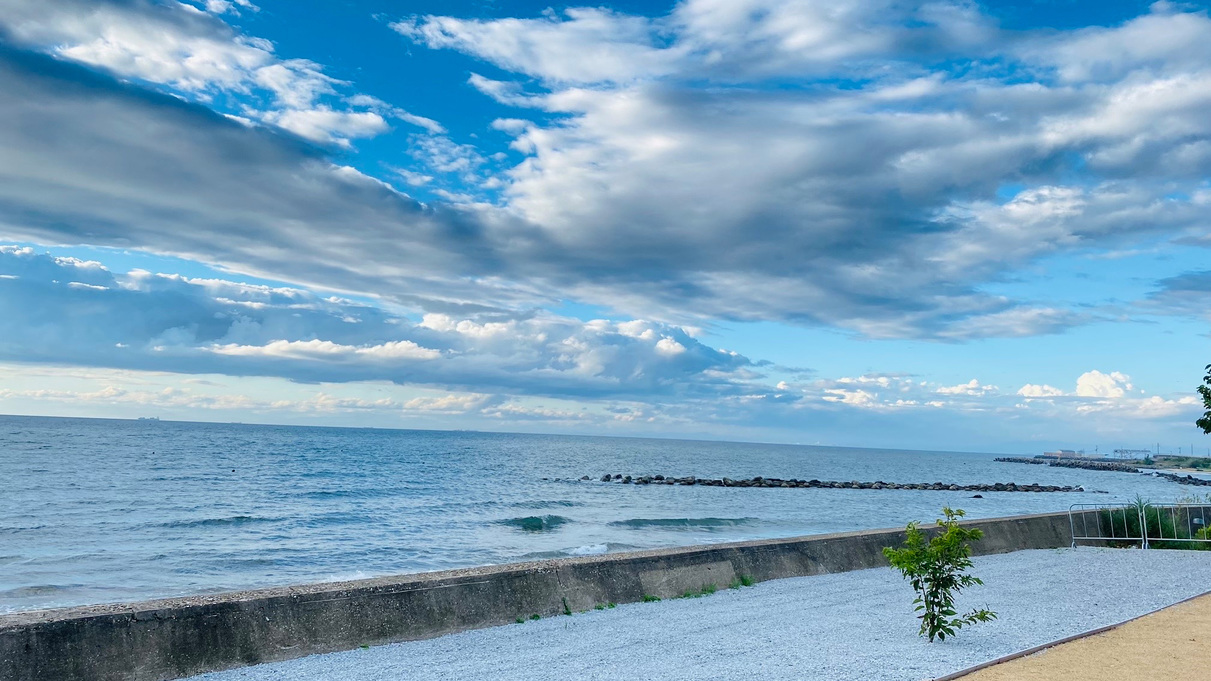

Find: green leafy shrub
<box><xmin>1101</xmin><ymin>497</ymin><xmax>1211</xmax><ymax>550</ymax></box>
<box><xmin>883</xmin><ymin>507</ymin><xmax>997</xmax><ymax>642</ymax></box>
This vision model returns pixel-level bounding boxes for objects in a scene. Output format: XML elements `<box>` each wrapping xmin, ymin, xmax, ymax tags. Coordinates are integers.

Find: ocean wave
<box><xmin>497</xmin><ymin>515</ymin><xmax>572</xmax><ymax>532</ymax></box>
<box><xmin>512</xmin><ymin>499</ymin><xmax>581</xmax><ymax>509</ymax></box>
<box><xmin>0</xmin><ymin>584</ymin><xmax>79</xmax><ymax>598</ymax></box>
<box><xmin>517</xmin><ymin>542</ymin><xmax>638</xmax><ymax>560</ymax></box>
<box><xmin>0</xmin><ymin>524</ymin><xmax>48</xmax><ymax>535</ymax></box>
<box><xmin>608</xmin><ymin>517</ymin><xmax>758</xmax><ymax>530</ymax></box>
<box><xmin>157</xmin><ymin>515</ymin><xmax>279</xmax><ymax>529</ymax></box>
<box><xmin>297</xmin><ymin>488</ymin><xmax>387</xmax><ymax>500</ymax></box>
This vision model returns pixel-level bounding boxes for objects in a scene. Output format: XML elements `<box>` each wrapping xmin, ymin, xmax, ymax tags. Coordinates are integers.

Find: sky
<box><xmin>0</xmin><ymin>0</ymin><xmax>1209</xmax><ymax>453</ymax></box>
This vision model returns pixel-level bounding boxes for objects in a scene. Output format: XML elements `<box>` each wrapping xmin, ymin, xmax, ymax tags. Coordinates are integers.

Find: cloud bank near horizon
<box><xmin>0</xmin><ymin>244</ymin><xmax>1197</xmax><ymax>448</ymax></box>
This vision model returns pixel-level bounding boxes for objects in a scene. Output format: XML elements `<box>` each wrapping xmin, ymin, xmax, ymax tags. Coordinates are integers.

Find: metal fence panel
<box><xmin>1069</xmin><ymin>503</ymin><xmax>1211</xmax><ymax>549</ymax></box>
<box><xmin>1069</xmin><ymin>504</ymin><xmax>1145</xmax><ymax>548</ymax></box>
<box><xmin>1138</xmin><ymin>504</ymin><xmax>1211</xmax><ymax>548</ymax></box>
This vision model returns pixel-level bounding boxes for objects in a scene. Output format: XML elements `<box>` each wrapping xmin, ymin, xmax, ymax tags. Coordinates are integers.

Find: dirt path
<box><xmin>955</xmin><ymin>592</ymin><xmax>1211</xmax><ymax>681</ymax></box>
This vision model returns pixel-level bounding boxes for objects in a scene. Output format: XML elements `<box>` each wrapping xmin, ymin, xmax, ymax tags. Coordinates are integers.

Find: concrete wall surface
<box><xmin>0</xmin><ymin>512</ymin><xmax>1072</xmax><ymax>681</ymax></box>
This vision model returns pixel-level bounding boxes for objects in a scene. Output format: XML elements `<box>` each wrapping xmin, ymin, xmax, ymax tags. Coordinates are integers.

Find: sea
<box><xmin>0</xmin><ymin>414</ymin><xmax>1201</xmax><ymax>614</ymax></box>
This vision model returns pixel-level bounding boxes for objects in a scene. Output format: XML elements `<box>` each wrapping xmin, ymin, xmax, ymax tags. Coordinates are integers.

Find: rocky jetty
<box><xmin>592</xmin><ymin>474</ymin><xmax>1080</xmax><ymax>493</ymax></box>
<box><xmin>1152</xmin><ymin>471</ymin><xmax>1211</xmax><ymax>487</ymax></box>
<box><xmin>995</xmin><ymin>457</ymin><xmax>1140</xmax><ymax>473</ymax></box>
<box><xmin>1049</xmin><ymin>459</ymin><xmax>1141</xmax><ymax>473</ymax></box>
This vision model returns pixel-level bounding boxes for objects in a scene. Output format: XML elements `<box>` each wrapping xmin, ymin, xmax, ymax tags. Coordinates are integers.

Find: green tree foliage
<box><xmin>883</xmin><ymin>507</ymin><xmax>997</xmax><ymax>642</ymax></box>
<box><xmin>1198</xmin><ymin>364</ymin><xmax>1211</xmax><ymax>435</ymax></box>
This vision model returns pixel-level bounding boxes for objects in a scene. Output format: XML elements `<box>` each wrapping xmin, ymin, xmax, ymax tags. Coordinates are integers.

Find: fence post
<box><xmin>1139</xmin><ymin>505</ymin><xmax>1148</xmax><ymax>550</ymax></box>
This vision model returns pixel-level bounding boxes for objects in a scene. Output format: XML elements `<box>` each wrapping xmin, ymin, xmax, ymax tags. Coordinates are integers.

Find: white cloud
<box><xmin>393</xmin><ymin>8</ymin><xmax>676</xmax><ymax>85</ymax></box>
<box><xmin>402</xmin><ymin>393</ymin><xmax>494</xmax><ymax>413</ymax></box>
<box><xmin>1</xmin><ymin>0</ymin><xmax>438</xmax><ymax>146</ymax></box>
<box><xmin>1019</xmin><ymin>6</ymin><xmax>1211</xmax><ymax>83</ymax></box>
<box><xmin>654</xmin><ymin>337</ymin><xmax>687</xmax><ymax>356</ymax></box>
<box><xmin>261</xmin><ymin>108</ymin><xmax>389</xmax><ymax>147</ymax></box>
<box><xmin>1017</xmin><ymin>383</ymin><xmax>1064</xmax><ymax>398</ymax></box>
<box><xmin>210</xmin><ymin>339</ymin><xmax>442</xmax><ymax>361</ymax></box>
<box><xmin>937</xmin><ymin>379</ymin><xmax>998</xmax><ymax>396</ymax></box>
<box><xmin>1075</xmin><ymin>370</ymin><xmax>1134</xmax><ymax>398</ymax></box>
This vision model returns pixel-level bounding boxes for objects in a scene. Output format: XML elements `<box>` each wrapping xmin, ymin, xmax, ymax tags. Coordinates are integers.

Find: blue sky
<box><xmin>1</xmin><ymin>0</ymin><xmax>1210</xmax><ymax>453</ymax></box>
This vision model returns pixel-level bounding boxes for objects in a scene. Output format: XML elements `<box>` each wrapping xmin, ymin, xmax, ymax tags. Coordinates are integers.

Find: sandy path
<box><xmin>956</xmin><ymin>591</ymin><xmax>1211</xmax><ymax>681</ymax></box>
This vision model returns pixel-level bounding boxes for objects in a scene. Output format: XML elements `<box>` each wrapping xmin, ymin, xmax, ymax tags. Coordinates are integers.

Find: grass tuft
<box><xmin>680</xmin><ymin>583</ymin><xmax>719</xmax><ymax>599</ymax></box>
<box><xmin>641</xmin><ymin>594</ymin><xmax>661</xmax><ymax>602</ymax></box>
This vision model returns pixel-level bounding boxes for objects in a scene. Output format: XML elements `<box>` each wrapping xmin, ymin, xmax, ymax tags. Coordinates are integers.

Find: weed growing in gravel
<box><xmin>529</xmin><ymin>614</ymin><xmax>540</xmax><ymax>621</ymax></box>
<box><xmin>515</xmin><ymin>617</ymin><xmax>525</xmax><ymax>624</ymax></box>
<box><xmin>642</xmin><ymin>594</ymin><xmax>661</xmax><ymax>602</ymax></box>
<box><xmin>680</xmin><ymin>583</ymin><xmax>718</xmax><ymax>598</ymax></box>
<box><xmin>562</xmin><ymin>597</ymin><xmax>572</xmax><ymax>615</ymax></box>
<box><xmin>594</xmin><ymin>603</ymin><xmax>605</xmax><ymax>610</ymax></box>
<box><xmin>883</xmin><ymin>506</ymin><xmax>997</xmax><ymax>642</ymax></box>
<box><xmin>607</xmin><ymin>602</ymin><xmax>616</xmax><ymax>608</ymax></box>
<box><xmin>729</xmin><ymin>574</ymin><xmax>756</xmax><ymax>589</ymax></box>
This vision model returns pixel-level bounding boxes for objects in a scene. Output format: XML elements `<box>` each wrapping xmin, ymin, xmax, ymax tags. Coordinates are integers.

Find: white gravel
<box><xmin>190</xmin><ymin>548</ymin><xmax>1211</xmax><ymax>681</ymax></box>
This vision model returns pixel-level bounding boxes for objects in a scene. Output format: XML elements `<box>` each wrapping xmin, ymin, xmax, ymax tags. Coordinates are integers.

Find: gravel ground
<box><xmin>189</xmin><ymin>548</ymin><xmax>1211</xmax><ymax>681</ymax></box>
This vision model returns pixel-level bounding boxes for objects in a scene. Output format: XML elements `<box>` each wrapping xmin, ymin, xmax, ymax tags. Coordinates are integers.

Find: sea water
<box><xmin>0</xmin><ymin>415</ymin><xmax>1197</xmax><ymax>613</ymax></box>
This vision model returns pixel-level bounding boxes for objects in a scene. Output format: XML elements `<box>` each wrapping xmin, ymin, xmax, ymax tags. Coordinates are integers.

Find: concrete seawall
<box><xmin>0</xmin><ymin>511</ymin><xmax>1072</xmax><ymax>681</ymax></box>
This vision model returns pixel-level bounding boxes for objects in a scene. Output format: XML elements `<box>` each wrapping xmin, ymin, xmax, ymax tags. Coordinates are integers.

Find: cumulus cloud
<box><xmin>1008</xmin><ymin>369</ymin><xmax>1199</xmax><ymax>425</ymax></box>
<box><xmin>1017</xmin><ymin>384</ymin><xmax>1064</xmax><ymax>398</ymax></box>
<box><xmin>1075</xmin><ymin>370</ymin><xmax>1134</xmax><ymax>398</ymax></box>
<box><xmin>937</xmin><ymin>379</ymin><xmax>998</xmax><ymax>396</ymax></box>
<box><xmin>1016</xmin><ymin>370</ymin><xmax>1138</xmax><ymax>399</ymax></box>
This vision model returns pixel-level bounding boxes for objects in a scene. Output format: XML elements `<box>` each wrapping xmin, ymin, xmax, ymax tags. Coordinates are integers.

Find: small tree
<box><xmin>883</xmin><ymin>507</ymin><xmax>997</xmax><ymax>642</ymax></box>
<box><xmin>1198</xmin><ymin>364</ymin><xmax>1211</xmax><ymax>435</ymax></box>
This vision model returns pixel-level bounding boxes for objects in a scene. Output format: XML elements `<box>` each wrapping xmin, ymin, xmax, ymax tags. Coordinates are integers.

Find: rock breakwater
<box><xmin>995</xmin><ymin>457</ymin><xmax>1141</xmax><ymax>473</ymax></box>
<box><xmin>592</xmin><ymin>474</ymin><xmax>1080</xmax><ymax>493</ymax></box>
<box><xmin>1151</xmin><ymin>471</ymin><xmax>1211</xmax><ymax>487</ymax></box>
